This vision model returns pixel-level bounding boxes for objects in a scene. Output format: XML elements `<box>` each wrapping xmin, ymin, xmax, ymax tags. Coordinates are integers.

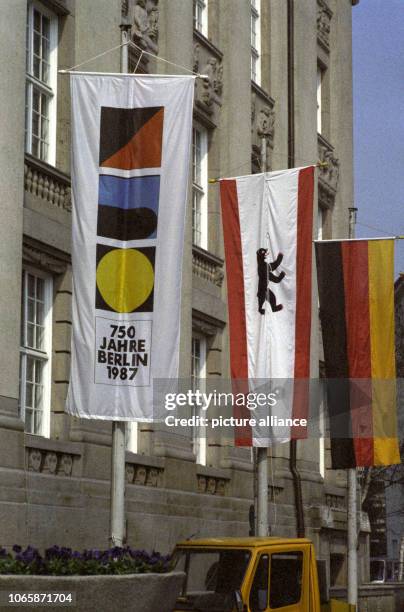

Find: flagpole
<box><xmin>109</xmin><ymin>23</ymin><xmax>131</xmax><ymax>548</ymax></box>
<box><xmin>347</xmin><ymin>206</ymin><xmax>358</xmax><ymax>606</ymax></box>
<box><xmin>255</xmin><ymin>137</ymin><xmax>269</xmax><ymax>537</ymax></box>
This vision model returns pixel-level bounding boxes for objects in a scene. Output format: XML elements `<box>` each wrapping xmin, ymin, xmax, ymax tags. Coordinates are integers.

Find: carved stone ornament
<box><xmin>128</xmin><ymin>0</ymin><xmax>159</xmax><ymax>54</ymax></box>
<box><xmin>147</xmin><ymin>468</ymin><xmax>158</xmax><ymax>487</ymax></box>
<box><xmin>317</xmin><ymin>0</ymin><xmax>332</xmax><ymax>50</ymax></box>
<box><xmin>200</xmin><ymin>57</ymin><xmax>223</xmax><ymax>106</ymax></box>
<box><xmin>60</xmin><ymin>454</ymin><xmax>73</xmax><ymax>476</ymax></box>
<box><xmin>251</xmin><ymin>92</ymin><xmax>256</xmax><ymax>132</ymax></box>
<box><xmin>125</xmin><ymin>463</ymin><xmax>135</xmax><ymax>484</ymax></box>
<box><xmin>44</xmin><ymin>452</ymin><xmax>58</xmax><ymax>474</ymax></box>
<box><xmin>23</xmin><ymin>243</ymin><xmax>67</xmax><ymax>275</ymax></box>
<box><xmin>122</xmin><ymin>0</ymin><xmax>129</xmax><ymax>17</ymax></box>
<box><xmin>27</xmin><ymin>447</ymin><xmax>76</xmax><ymax>476</ymax></box>
<box><xmin>256</xmin><ymin>106</ymin><xmax>275</xmax><ymax>140</ymax></box>
<box><xmin>134</xmin><ymin>465</ymin><xmax>147</xmax><ymax>485</ymax></box>
<box><xmin>216</xmin><ymin>480</ymin><xmax>226</xmax><ymax>496</ymax></box>
<box><xmin>318</xmin><ymin>145</ymin><xmax>340</xmax><ymax>194</ymax></box>
<box><xmin>197</xmin><ymin>475</ymin><xmax>207</xmax><ymax>493</ymax></box>
<box><xmin>193</xmin><ymin>43</ymin><xmax>200</xmax><ymax>74</ymax></box>
<box><xmin>207</xmin><ymin>477</ymin><xmax>217</xmax><ymax>495</ymax></box>
<box><xmin>28</xmin><ymin>449</ymin><xmax>42</xmax><ymax>472</ymax></box>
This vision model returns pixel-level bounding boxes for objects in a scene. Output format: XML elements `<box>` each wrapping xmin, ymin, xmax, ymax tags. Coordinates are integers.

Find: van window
<box><xmin>249</xmin><ymin>554</ymin><xmax>269</xmax><ymax>611</ymax></box>
<box><xmin>269</xmin><ymin>551</ymin><xmax>303</xmax><ymax>608</ymax></box>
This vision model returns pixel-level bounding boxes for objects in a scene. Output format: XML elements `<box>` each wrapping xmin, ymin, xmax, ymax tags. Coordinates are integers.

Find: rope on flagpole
<box><xmin>58</xmin><ymin>39</ymin><xmax>208</xmax><ymax>78</ymax></box>
<box><xmin>59</xmin><ymin>41</ymin><xmax>129</xmax><ymax>73</ymax></box>
<box><xmin>208</xmin><ymin>161</ymin><xmax>326</xmax><ymax>184</ymax></box>
<box><xmin>128</xmin><ymin>41</ymin><xmax>207</xmax><ymax>78</ymax></box>
<box><xmin>133</xmin><ymin>49</ymin><xmax>144</xmax><ymax>73</ymax></box>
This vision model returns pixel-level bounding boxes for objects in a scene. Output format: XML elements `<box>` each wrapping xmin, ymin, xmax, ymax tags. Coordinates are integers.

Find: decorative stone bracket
<box><xmin>318</xmin><ymin>134</ymin><xmax>340</xmax><ymax>209</ymax></box>
<box><xmin>317</xmin><ymin>0</ymin><xmax>332</xmax><ymax>52</ymax></box>
<box><xmin>25</xmin><ymin>435</ymin><xmax>82</xmax><ymax>477</ymax></box>
<box><xmin>193</xmin><ymin>31</ymin><xmax>223</xmax><ymax>123</ymax></box>
<box><xmin>197</xmin><ymin>473</ymin><xmax>228</xmax><ymax>496</ymax></box>
<box><xmin>325</xmin><ymin>493</ymin><xmax>346</xmax><ymax>510</ymax></box>
<box><xmin>251</xmin><ymin>86</ymin><xmax>275</xmax><ymax>172</ymax></box>
<box><xmin>27</xmin><ymin>447</ymin><xmax>75</xmax><ymax>476</ymax></box>
<box><xmin>125</xmin><ymin>461</ymin><xmax>164</xmax><ymax>487</ymax></box>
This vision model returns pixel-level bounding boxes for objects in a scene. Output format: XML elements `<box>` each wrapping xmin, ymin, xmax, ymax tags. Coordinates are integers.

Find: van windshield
<box><xmin>173</xmin><ymin>547</ymin><xmax>251</xmax><ymax>611</ymax></box>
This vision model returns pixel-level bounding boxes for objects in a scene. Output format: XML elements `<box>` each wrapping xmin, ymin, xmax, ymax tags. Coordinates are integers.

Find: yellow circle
<box><xmin>96</xmin><ymin>248</ymin><xmax>154</xmax><ymax>313</ymax></box>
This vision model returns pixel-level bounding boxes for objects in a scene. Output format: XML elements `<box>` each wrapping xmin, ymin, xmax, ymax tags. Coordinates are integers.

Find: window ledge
<box><xmin>192</xmin><ymin>246</ymin><xmax>224</xmax><ymax>288</ymax></box>
<box><xmin>125</xmin><ymin>451</ymin><xmax>165</xmax><ymax>469</ymax></box>
<box><xmin>192</xmin><ymin>245</ymin><xmax>223</xmax><ymax>267</ymax></box>
<box><xmin>251</xmin><ymin>81</ymin><xmax>275</xmax><ymax>108</ymax></box>
<box><xmin>24</xmin><ymin>433</ymin><xmax>83</xmax><ymax>456</ymax></box>
<box><xmin>196</xmin><ymin>465</ymin><xmax>230</xmax><ymax>480</ymax></box>
<box><xmin>193</xmin><ymin>29</ymin><xmax>223</xmax><ymax>60</ymax></box>
<box><xmin>41</xmin><ymin>0</ymin><xmax>70</xmax><ymax>15</ymax></box>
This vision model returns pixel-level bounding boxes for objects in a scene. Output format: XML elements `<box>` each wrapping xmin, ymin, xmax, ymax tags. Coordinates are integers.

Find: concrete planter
<box><xmin>0</xmin><ymin>571</ymin><xmax>185</xmax><ymax>612</ymax></box>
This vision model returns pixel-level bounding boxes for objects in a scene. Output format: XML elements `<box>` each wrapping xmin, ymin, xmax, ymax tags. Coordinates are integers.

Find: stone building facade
<box><xmin>0</xmin><ymin>0</ymin><xmax>366</xmax><ymax>590</ymax></box>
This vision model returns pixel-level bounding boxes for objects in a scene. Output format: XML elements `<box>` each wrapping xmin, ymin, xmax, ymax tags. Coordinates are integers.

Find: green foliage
<box><xmin>0</xmin><ymin>546</ymin><xmax>172</xmax><ymax>576</ymax></box>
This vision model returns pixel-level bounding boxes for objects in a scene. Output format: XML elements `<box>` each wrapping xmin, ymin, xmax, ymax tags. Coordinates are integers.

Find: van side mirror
<box><xmin>233</xmin><ymin>589</ymin><xmax>245</xmax><ymax>611</ymax></box>
<box><xmin>316</xmin><ymin>559</ymin><xmax>329</xmax><ymax>604</ymax></box>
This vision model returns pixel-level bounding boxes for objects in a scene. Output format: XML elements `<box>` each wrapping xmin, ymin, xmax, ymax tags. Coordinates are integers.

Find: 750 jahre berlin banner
<box><xmin>66</xmin><ymin>74</ymin><xmax>195</xmax><ymax>420</ymax></box>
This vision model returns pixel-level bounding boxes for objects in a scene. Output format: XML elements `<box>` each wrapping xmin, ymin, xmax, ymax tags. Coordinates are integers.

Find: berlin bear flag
<box><xmin>220</xmin><ymin>166</ymin><xmax>315</xmax><ymax>446</ymax></box>
<box><xmin>66</xmin><ymin>74</ymin><xmax>194</xmax><ymax>420</ymax></box>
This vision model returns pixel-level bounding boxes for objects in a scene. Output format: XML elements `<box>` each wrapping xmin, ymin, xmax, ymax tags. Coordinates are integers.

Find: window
<box><xmin>25</xmin><ymin>1</ymin><xmax>58</xmax><ymax>164</ymax></box>
<box><xmin>19</xmin><ymin>269</ymin><xmax>53</xmax><ymax>436</ymax></box>
<box><xmin>251</xmin><ymin>0</ymin><xmax>261</xmax><ymax>85</ymax></box>
<box><xmin>269</xmin><ymin>551</ymin><xmax>303</xmax><ymax>608</ymax></box>
<box><xmin>191</xmin><ymin>334</ymin><xmax>207</xmax><ymax>465</ymax></box>
<box><xmin>317</xmin><ymin>65</ymin><xmax>324</xmax><ymax>134</ymax></box>
<box><xmin>249</xmin><ymin>554</ymin><xmax>269</xmax><ymax>611</ymax></box>
<box><xmin>193</xmin><ymin>0</ymin><xmax>208</xmax><ymax>36</ymax></box>
<box><xmin>192</xmin><ymin>127</ymin><xmax>208</xmax><ymax>249</ymax></box>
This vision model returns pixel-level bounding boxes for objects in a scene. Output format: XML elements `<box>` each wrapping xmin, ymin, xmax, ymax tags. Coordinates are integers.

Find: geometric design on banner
<box><xmin>97</xmin><ymin>174</ymin><xmax>160</xmax><ymax>240</ymax></box>
<box><xmin>99</xmin><ymin>107</ymin><xmax>164</xmax><ymax>170</ymax></box>
<box><xmin>95</xmin><ymin>244</ymin><xmax>155</xmax><ymax>313</ymax></box>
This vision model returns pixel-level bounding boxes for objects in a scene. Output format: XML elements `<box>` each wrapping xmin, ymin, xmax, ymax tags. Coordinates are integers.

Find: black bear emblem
<box><xmin>256</xmin><ymin>248</ymin><xmax>285</xmax><ymax>314</ymax></box>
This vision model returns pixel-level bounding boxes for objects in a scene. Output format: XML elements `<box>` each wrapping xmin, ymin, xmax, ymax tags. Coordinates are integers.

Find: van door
<box><xmin>247</xmin><ymin>548</ymin><xmax>309</xmax><ymax>611</ymax></box>
<box><xmin>268</xmin><ymin>550</ymin><xmax>308</xmax><ymax>611</ymax></box>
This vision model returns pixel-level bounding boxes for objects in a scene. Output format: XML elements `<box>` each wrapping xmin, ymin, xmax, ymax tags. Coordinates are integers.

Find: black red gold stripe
<box><xmin>316</xmin><ymin>238</ymin><xmax>400</xmax><ymax>468</ymax></box>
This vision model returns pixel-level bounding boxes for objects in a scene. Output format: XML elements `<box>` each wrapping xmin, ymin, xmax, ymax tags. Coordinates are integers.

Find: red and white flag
<box><xmin>220</xmin><ymin>166</ymin><xmax>314</xmax><ymax>445</ymax></box>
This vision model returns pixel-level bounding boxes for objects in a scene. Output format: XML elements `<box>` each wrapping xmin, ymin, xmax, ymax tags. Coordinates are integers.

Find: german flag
<box><xmin>315</xmin><ymin>238</ymin><xmax>400</xmax><ymax>468</ymax></box>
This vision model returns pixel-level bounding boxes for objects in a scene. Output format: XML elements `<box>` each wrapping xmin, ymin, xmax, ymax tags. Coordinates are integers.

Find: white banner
<box><xmin>66</xmin><ymin>74</ymin><xmax>195</xmax><ymax>420</ymax></box>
